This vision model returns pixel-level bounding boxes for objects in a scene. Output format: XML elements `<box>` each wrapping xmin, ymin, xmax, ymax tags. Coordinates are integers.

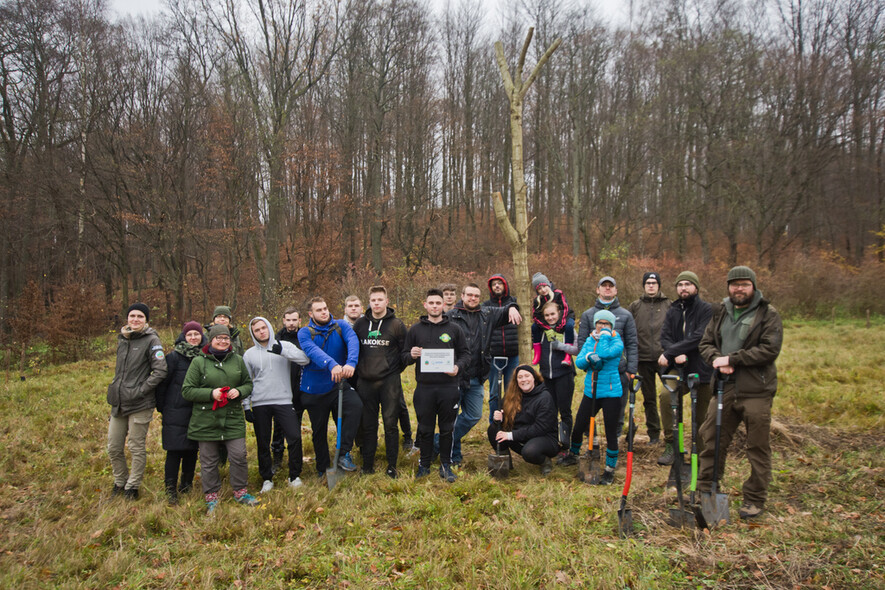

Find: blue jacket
<box><xmin>297</xmin><ymin>316</ymin><xmax>360</xmax><ymax>395</ymax></box>
<box><xmin>575</xmin><ymin>329</ymin><xmax>624</xmax><ymax>399</ymax></box>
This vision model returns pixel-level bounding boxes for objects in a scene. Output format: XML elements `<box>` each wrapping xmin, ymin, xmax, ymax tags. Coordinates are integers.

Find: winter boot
<box><xmin>657</xmin><ymin>443</ymin><xmax>675</xmax><ymax>466</ymax></box>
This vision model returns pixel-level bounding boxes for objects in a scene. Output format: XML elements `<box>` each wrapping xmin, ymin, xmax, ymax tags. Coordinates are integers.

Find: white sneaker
<box><xmin>260</xmin><ymin>480</ymin><xmax>274</xmax><ymax>493</ymax></box>
<box><xmin>288</xmin><ymin>477</ymin><xmax>303</xmax><ymax>489</ymax></box>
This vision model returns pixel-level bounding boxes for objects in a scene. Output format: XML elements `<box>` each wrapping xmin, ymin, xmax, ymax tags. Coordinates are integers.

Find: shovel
<box><xmin>686</xmin><ymin>373</ymin><xmax>707</xmax><ymax>529</ymax></box>
<box><xmin>488</xmin><ymin>357</ymin><xmax>511</xmax><ymax>479</ymax></box>
<box><xmin>326</xmin><ymin>382</ymin><xmax>345</xmax><ymax>490</ymax></box>
<box><xmin>666</xmin><ymin>368</ymin><xmax>691</xmax><ymax>488</ymax></box>
<box><xmin>578</xmin><ymin>370</ymin><xmax>601</xmax><ymax>485</ymax></box>
<box><xmin>618</xmin><ymin>375</ymin><xmax>642</xmax><ymax>537</ymax></box>
<box><xmin>698</xmin><ymin>375</ymin><xmax>730</xmax><ymax>528</ymax></box>
<box><xmin>662</xmin><ymin>373</ymin><xmax>693</xmax><ymax>527</ymax></box>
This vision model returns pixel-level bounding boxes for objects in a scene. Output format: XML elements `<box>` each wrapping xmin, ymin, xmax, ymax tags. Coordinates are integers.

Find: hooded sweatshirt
<box><xmin>243</xmin><ymin>316</ymin><xmax>310</xmax><ymax>408</ymax></box>
<box><xmin>483</xmin><ymin>274</ymin><xmax>520</xmax><ymax>358</ymax></box>
<box><xmin>352</xmin><ymin>307</ymin><xmax>407</xmax><ymax>381</ymax></box>
<box><xmin>297</xmin><ymin>315</ymin><xmax>360</xmax><ymax>394</ymax></box>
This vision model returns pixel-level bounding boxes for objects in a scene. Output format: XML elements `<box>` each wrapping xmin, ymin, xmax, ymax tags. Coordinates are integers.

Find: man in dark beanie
<box><xmin>628</xmin><ymin>272</ymin><xmax>669</xmax><ymax>444</ymax></box>
<box><xmin>106</xmin><ymin>302</ymin><xmax>167</xmax><ymax>500</ymax></box>
<box><xmin>698</xmin><ymin>266</ymin><xmax>782</xmax><ymax>520</ymax></box>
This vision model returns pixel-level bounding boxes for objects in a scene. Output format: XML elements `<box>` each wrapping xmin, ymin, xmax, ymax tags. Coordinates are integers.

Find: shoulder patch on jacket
<box><xmin>151</xmin><ymin>344</ymin><xmax>163</xmax><ymax>351</ymax></box>
<box><xmin>155</xmin><ymin>350</ymin><xmax>165</xmax><ymax>359</ymax></box>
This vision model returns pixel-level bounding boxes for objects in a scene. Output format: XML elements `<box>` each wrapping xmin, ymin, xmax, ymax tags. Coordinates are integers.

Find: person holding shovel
<box><xmin>487</xmin><ymin>365</ymin><xmax>558</xmax><ymax>475</ymax></box>
<box><xmin>698</xmin><ymin>266</ymin><xmax>783</xmax><ymax>520</ymax></box>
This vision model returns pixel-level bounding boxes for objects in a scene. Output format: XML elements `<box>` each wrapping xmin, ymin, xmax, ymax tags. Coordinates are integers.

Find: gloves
<box><xmin>598</xmin><ymin>328</ymin><xmax>612</xmax><ymax>337</ymax></box>
<box><xmin>269</xmin><ymin>342</ymin><xmax>282</xmax><ymax>355</ymax></box>
<box><xmin>244</xmin><ymin>409</ymin><xmax>254</xmax><ymax>423</ymax></box>
<box><xmin>550</xmin><ymin>340</ymin><xmax>564</xmax><ymax>351</ymax></box>
<box><xmin>212</xmin><ymin>386</ymin><xmax>230</xmax><ymax>411</ymax></box>
<box><xmin>585</xmin><ymin>353</ymin><xmax>601</xmax><ymax>368</ymax></box>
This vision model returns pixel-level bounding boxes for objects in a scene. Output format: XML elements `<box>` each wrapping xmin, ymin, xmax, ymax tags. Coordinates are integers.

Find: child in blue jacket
<box><xmin>557</xmin><ymin>309</ymin><xmax>624</xmax><ymax>485</ymax></box>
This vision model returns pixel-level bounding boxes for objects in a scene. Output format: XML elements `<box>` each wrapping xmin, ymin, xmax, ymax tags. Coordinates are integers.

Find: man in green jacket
<box><xmin>106</xmin><ymin>303</ymin><xmax>167</xmax><ymax>500</ymax></box>
<box><xmin>698</xmin><ymin>266</ymin><xmax>783</xmax><ymax>520</ymax></box>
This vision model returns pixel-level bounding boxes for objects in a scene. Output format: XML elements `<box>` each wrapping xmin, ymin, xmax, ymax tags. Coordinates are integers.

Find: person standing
<box><xmin>698</xmin><ymin>266</ymin><xmax>782</xmax><ymax>520</ymax></box>
<box><xmin>343</xmin><ymin>295</ymin><xmax>363</xmax><ymax>327</ymax></box>
<box><xmin>205</xmin><ymin>306</ymin><xmax>244</xmax><ymax>355</ymax></box>
<box><xmin>298</xmin><ymin>297</ymin><xmax>363</xmax><ymax>477</ymax></box>
<box><xmin>628</xmin><ymin>271</ymin><xmax>669</xmax><ymax>444</ymax></box>
<box><xmin>402</xmin><ymin>289</ymin><xmax>470</xmax><ymax>481</ymax></box>
<box><xmin>483</xmin><ymin>274</ymin><xmax>520</xmax><ymax>424</ymax></box>
<box><xmin>182</xmin><ymin>324</ymin><xmax>258</xmax><ymax>514</ymax></box>
<box><xmin>352</xmin><ymin>286</ymin><xmax>408</xmax><ymax>477</ymax></box>
<box><xmin>533</xmin><ymin>300</ymin><xmax>577</xmax><ymax>457</ymax></box>
<box><xmin>243</xmin><ymin>317</ymin><xmax>310</xmax><ymax>492</ymax></box>
<box><xmin>155</xmin><ymin>321</ymin><xmax>204</xmax><ymax>505</ymax></box>
<box><xmin>106</xmin><ymin>303</ymin><xmax>167</xmax><ymax>500</ymax></box>
<box><xmin>441</xmin><ymin>284</ymin><xmax>458</xmax><ymax>313</ymax></box>
<box><xmin>272</xmin><ymin>307</ymin><xmax>303</xmax><ymax>473</ymax></box>
<box><xmin>656</xmin><ymin>271</ymin><xmax>713</xmax><ymax>465</ymax></box>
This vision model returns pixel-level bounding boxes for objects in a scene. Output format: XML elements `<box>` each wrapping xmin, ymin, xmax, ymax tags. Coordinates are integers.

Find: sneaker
<box><xmin>205</xmin><ymin>500</ymin><xmax>218</xmax><ymax>516</ymax></box>
<box><xmin>541</xmin><ymin>457</ymin><xmax>553</xmax><ymax>476</ymax></box>
<box><xmin>439</xmin><ymin>464</ymin><xmax>457</xmax><ymax>483</ymax></box>
<box><xmin>111</xmin><ymin>484</ymin><xmax>124</xmax><ymax>497</ymax></box>
<box><xmin>385</xmin><ymin>466</ymin><xmax>398</xmax><ymax>479</ymax></box>
<box><xmin>739</xmin><ymin>503</ymin><xmax>763</xmax><ymax>519</ymax></box>
<box><xmin>598</xmin><ymin>469</ymin><xmax>614</xmax><ymax>485</ymax></box>
<box><xmin>337</xmin><ymin>452</ymin><xmax>357</xmax><ymax>472</ymax></box>
<box><xmin>402</xmin><ymin>437</ymin><xmax>414</xmax><ymax>452</ymax></box>
<box><xmin>658</xmin><ymin>443</ymin><xmax>675</xmax><ymax>466</ymax></box>
<box><xmin>288</xmin><ymin>477</ymin><xmax>303</xmax><ymax>489</ymax></box>
<box><xmin>123</xmin><ymin>488</ymin><xmax>139</xmax><ymax>501</ymax></box>
<box><xmin>557</xmin><ymin>452</ymin><xmax>578</xmax><ymax>466</ymax></box>
<box><xmin>260</xmin><ymin>480</ymin><xmax>274</xmax><ymax>494</ymax></box>
<box><xmin>415</xmin><ymin>465</ymin><xmax>431</xmax><ymax>478</ymax></box>
<box><xmin>235</xmin><ymin>493</ymin><xmax>259</xmax><ymax>507</ymax></box>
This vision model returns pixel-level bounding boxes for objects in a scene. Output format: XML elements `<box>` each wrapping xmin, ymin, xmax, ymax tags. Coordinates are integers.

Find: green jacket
<box><xmin>699</xmin><ymin>295</ymin><xmax>782</xmax><ymax>398</ymax></box>
<box><xmin>107</xmin><ymin>326</ymin><xmax>167</xmax><ymax>417</ymax></box>
<box><xmin>181</xmin><ymin>347</ymin><xmax>253</xmax><ymax>441</ymax></box>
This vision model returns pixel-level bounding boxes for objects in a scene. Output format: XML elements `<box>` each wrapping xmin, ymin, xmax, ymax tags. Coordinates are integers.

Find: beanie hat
<box><xmin>213</xmin><ymin>305</ymin><xmax>233</xmax><ymax>320</ymax></box>
<box><xmin>182</xmin><ymin>321</ymin><xmax>203</xmax><ymax>336</ymax></box>
<box><xmin>208</xmin><ymin>324</ymin><xmax>231</xmax><ymax>340</ymax></box>
<box><xmin>675</xmin><ymin>271</ymin><xmax>700</xmax><ymax>290</ymax></box>
<box><xmin>727</xmin><ymin>266</ymin><xmax>757</xmax><ymax>288</ymax></box>
<box><xmin>642</xmin><ymin>272</ymin><xmax>661</xmax><ymax>286</ymax></box>
<box><xmin>531</xmin><ymin>272</ymin><xmax>551</xmax><ymax>291</ymax></box>
<box><xmin>593</xmin><ymin>309</ymin><xmax>617</xmax><ymax>327</ymax></box>
<box><xmin>127</xmin><ymin>302</ymin><xmax>150</xmax><ymax>322</ymax></box>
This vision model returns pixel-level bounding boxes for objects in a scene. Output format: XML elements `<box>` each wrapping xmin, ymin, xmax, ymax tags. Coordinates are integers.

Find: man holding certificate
<box><xmin>402</xmin><ymin>289</ymin><xmax>470</xmax><ymax>482</ymax></box>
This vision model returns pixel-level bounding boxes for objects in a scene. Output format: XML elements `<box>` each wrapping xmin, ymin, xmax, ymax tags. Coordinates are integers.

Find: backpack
<box><xmin>308</xmin><ymin>322</ymin><xmax>342</xmax><ymax>350</ymax></box>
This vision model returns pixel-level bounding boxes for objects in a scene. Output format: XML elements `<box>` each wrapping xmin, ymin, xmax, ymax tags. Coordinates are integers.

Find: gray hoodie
<box><xmin>243</xmin><ymin>316</ymin><xmax>309</xmax><ymax>409</ymax></box>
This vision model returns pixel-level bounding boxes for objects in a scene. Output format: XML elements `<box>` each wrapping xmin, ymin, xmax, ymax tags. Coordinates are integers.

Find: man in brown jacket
<box><xmin>628</xmin><ymin>271</ymin><xmax>669</xmax><ymax>444</ymax></box>
<box><xmin>698</xmin><ymin>266</ymin><xmax>783</xmax><ymax>519</ymax></box>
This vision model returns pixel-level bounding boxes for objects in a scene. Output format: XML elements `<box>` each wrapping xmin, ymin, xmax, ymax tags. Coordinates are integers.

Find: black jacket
<box><xmin>402</xmin><ymin>315</ymin><xmax>470</xmax><ymax>386</ymax></box>
<box><xmin>446</xmin><ymin>300</ymin><xmax>516</xmax><ymax>381</ymax></box>
<box><xmin>352</xmin><ymin>307</ymin><xmax>406</xmax><ymax>381</ymax></box>
<box><xmin>483</xmin><ymin>274</ymin><xmax>520</xmax><ymax>358</ymax></box>
<box><xmin>660</xmin><ymin>293</ymin><xmax>714</xmax><ymax>383</ymax></box>
<box><xmin>155</xmin><ymin>332</ymin><xmax>206</xmax><ymax>451</ymax></box>
<box><xmin>275</xmin><ymin>327</ymin><xmax>303</xmax><ymax>401</ymax></box>
<box><xmin>507</xmin><ymin>383</ymin><xmax>558</xmax><ymax>445</ymax></box>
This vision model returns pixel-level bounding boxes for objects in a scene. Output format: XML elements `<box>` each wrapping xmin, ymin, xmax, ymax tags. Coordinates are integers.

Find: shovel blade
<box><xmin>617</xmin><ymin>508</ymin><xmax>633</xmax><ymax>537</ymax></box>
<box><xmin>487</xmin><ymin>453</ymin><xmax>510</xmax><ymax>479</ymax></box>
<box><xmin>326</xmin><ymin>466</ymin><xmax>342</xmax><ymax>490</ymax></box>
<box><xmin>666</xmin><ymin>460</ymin><xmax>691</xmax><ymax>488</ymax></box>
<box><xmin>668</xmin><ymin>507</ymin><xmax>695</xmax><ymax>528</ymax></box>
<box><xmin>577</xmin><ymin>453</ymin><xmax>600</xmax><ymax>484</ymax></box>
<box><xmin>699</xmin><ymin>492</ymin><xmax>730</xmax><ymax>528</ymax></box>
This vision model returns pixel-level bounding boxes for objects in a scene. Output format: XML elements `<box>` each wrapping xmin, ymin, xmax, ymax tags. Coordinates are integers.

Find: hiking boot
<box><xmin>386</xmin><ymin>466</ymin><xmax>398</xmax><ymax>479</ymax></box>
<box><xmin>415</xmin><ymin>465</ymin><xmax>431</xmax><ymax>478</ymax></box>
<box><xmin>166</xmin><ymin>486</ymin><xmax>178</xmax><ymax>506</ymax></box>
<box><xmin>288</xmin><ymin>477</ymin><xmax>303</xmax><ymax>490</ymax></box>
<box><xmin>557</xmin><ymin>452</ymin><xmax>578</xmax><ymax>466</ymax></box>
<box><xmin>111</xmin><ymin>484</ymin><xmax>125</xmax><ymax>497</ymax></box>
<box><xmin>178</xmin><ymin>481</ymin><xmax>193</xmax><ymax>494</ymax></box>
<box><xmin>402</xmin><ymin>437</ymin><xmax>414</xmax><ymax>452</ymax></box>
<box><xmin>541</xmin><ymin>457</ymin><xmax>553</xmax><ymax>476</ymax></box>
<box><xmin>123</xmin><ymin>488</ymin><xmax>139</xmax><ymax>501</ymax></box>
<box><xmin>598</xmin><ymin>470</ymin><xmax>614</xmax><ymax>486</ymax></box>
<box><xmin>205</xmin><ymin>500</ymin><xmax>218</xmax><ymax>516</ymax></box>
<box><xmin>338</xmin><ymin>453</ymin><xmax>357</xmax><ymax>472</ymax></box>
<box><xmin>361</xmin><ymin>467</ymin><xmax>375</xmax><ymax>475</ymax></box>
<box><xmin>235</xmin><ymin>493</ymin><xmax>259</xmax><ymax>507</ymax></box>
<box><xmin>658</xmin><ymin>443</ymin><xmax>675</xmax><ymax>466</ymax></box>
<box><xmin>260</xmin><ymin>480</ymin><xmax>274</xmax><ymax>494</ymax></box>
<box><xmin>439</xmin><ymin>464</ymin><xmax>457</xmax><ymax>483</ymax></box>
<box><xmin>648</xmin><ymin>434</ymin><xmax>661</xmax><ymax>445</ymax></box>
<box><xmin>739</xmin><ymin>503</ymin><xmax>763</xmax><ymax>519</ymax></box>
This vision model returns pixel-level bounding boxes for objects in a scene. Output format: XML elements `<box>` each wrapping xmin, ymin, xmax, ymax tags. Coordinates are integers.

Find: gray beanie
<box><xmin>532</xmin><ymin>272</ymin><xmax>551</xmax><ymax>291</ymax></box>
<box><xmin>727</xmin><ymin>266</ymin><xmax>757</xmax><ymax>288</ymax></box>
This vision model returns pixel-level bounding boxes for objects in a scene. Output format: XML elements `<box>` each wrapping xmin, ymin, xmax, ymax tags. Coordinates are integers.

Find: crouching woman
<box><xmin>182</xmin><ymin>324</ymin><xmax>258</xmax><ymax>514</ymax></box>
<box><xmin>488</xmin><ymin>365</ymin><xmax>559</xmax><ymax>475</ymax></box>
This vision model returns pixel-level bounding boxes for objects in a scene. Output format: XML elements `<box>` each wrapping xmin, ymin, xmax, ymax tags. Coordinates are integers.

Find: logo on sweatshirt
<box><xmin>439</xmin><ymin>333</ymin><xmax>451</xmax><ymax>343</ymax></box>
<box><xmin>368</xmin><ymin>330</ymin><xmax>382</xmax><ymax>338</ymax></box>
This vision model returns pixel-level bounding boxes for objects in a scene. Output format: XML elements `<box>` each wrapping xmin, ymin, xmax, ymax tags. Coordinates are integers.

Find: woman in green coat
<box><xmin>182</xmin><ymin>324</ymin><xmax>257</xmax><ymax>514</ymax></box>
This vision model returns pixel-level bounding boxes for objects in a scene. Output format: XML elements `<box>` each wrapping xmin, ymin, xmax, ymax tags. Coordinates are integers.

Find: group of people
<box><xmin>105</xmin><ymin>265</ymin><xmax>781</xmax><ymax>520</ymax></box>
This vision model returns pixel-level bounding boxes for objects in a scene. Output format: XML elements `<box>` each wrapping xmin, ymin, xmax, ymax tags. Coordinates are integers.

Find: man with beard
<box><xmin>656</xmin><ymin>271</ymin><xmax>712</xmax><ymax>465</ymax></box>
<box><xmin>698</xmin><ymin>266</ymin><xmax>782</xmax><ymax>520</ymax></box>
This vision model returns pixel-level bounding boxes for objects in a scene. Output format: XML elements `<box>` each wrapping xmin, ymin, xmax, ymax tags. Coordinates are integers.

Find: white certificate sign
<box><xmin>421</xmin><ymin>349</ymin><xmax>455</xmax><ymax>373</ymax></box>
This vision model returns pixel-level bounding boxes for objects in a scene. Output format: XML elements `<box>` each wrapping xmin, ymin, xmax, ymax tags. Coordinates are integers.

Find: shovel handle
<box><xmin>622</xmin><ymin>451</ymin><xmax>633</xmax><ymax>496</ymax></box>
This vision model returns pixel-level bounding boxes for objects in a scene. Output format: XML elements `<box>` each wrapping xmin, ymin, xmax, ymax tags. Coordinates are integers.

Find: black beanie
<box><xmin>127</xmin><ymin>302</ymin><xmax>150</xmax><ymax>322</ymax></box>
<box><xmin>642</xmin><ymin>272</ymin><xmax>661</xmax><ymax>286</ymax></box>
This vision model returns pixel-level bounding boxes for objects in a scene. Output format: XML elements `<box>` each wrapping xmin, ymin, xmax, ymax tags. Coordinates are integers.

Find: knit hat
<box><xmin>182</xmin><ymin>321</ymin><xmax>203</xmax><ymax>336</ymax></box>
<box><xmin>208</xmin><ymin>324</ymin><xmax>231</xmax><ymax>341</ymax></box>
<box><xmin>642</xmin><ymin>272</ymin><xmax>661</xmax><ymax>286</ymax></box>
<box><xmin>127</xmin><ymin>302</ymin><xmax>150</xmax><ymax>322</ymax></box>
<box><xmin>593</xmin><ymin>309</ymin><xmax>617</xmax><ymax>327</ymax></box>
<box><xmin>597</xmin><ymin>276</ymin><xmax>617</xmax><ymax>288</ymax></box>
<box><xmin>727</xmin><ymin>266</ymin><xmax>757</xmax><ymax>288</ymax></box>
<box><xmin>532</xmin><ymin>272</ymin><xmax>551</xmax><ymax>291</ymax></box>
<box><xmin>213</xmin><ymin>305</ymin><xmax>233</xmax><ymax>320</ymax></box>
<box><xmin>675</xmin><ymin>271</ymin><xmax>700</xmax><ymax>290</ymax></box>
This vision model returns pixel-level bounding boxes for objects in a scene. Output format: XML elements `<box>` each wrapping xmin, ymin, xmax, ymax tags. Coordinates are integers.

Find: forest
<box><xmin>1</xmin><ymin>0</ymin><xmax>883</xmax><ymax>348</ymax></box>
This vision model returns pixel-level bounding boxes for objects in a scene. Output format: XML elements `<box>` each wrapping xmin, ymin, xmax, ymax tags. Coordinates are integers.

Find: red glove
<box><xmin>212</xmin><ymin>386</ymin><xmax>231</xmax><ymax>410</ymax></box>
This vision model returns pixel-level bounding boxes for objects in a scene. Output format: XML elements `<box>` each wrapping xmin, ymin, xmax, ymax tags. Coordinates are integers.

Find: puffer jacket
<box><xmin>575</xmin><ymin>329</ymin><xmax>624</xmax><ymax>399</ymax></box>
<box><xmin>155</xmin><ymin>332</ymin><xmax>206</xmax><ymax>451</ymax></box>
<box><xmin>577</xmin><ymin>298</ymin><xmax>638</xmax><ymax>375</ymax></box>
<box><xmin>483</xmin><ymin>274</ymin><xmax>520</xmax><ymax>358</ymax></box>
<box><xmin>505</xmin><ymin>382</ymin><xmax>558</xmax><ymax>445</ymax></box>
<box><xmin>699</xmin><ymin>292</ymin><xmax>782</xmax><ymax>399</ymax></box>
<box><xmin>181</xmin><ymin>346</ymin><xmax>253</xmax><ymax>441</ymax></box>
<box><xmin>628</xmin><ymin>293</ymin><xmax>670</xmax><ymax>361</ymax></box>
<box><xmin>660</xmin><ymin>293</ymin><xmax>713</xmax><ymax>382</ymax></box>
<box><xmin>107</xmin><ymin>326</ymin><xmax>167</xmax><ymax>417</ymax></box>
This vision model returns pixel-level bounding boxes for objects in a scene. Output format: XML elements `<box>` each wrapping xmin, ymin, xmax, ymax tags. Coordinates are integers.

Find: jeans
<box><xmin>107</xmin><ymin>408</ymin><xmax>154</xmax><ymax>490</ymax></box>
<box><xmin>451</xmin><ymin>377</ymin><xmax>486</xmax><ymax>463</ymax></box>
<box><xmin>487</xmin><ymin>356</ymin><xmax>519</xmax><ymax>424</ymax></box>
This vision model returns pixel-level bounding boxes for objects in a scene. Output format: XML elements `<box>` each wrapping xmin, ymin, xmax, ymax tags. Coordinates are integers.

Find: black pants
<box><xmin>301</xmin><ymin>385</ymin><xmax>362</xmax><ymax>475</ymax></box>
<box><xmin>253</xmin><ymin>404</ymin><xmax>303</xmax><ymax>481</ymax></box>
<box><xmin>164</xmin><ymin>449</ymin><xmax>197</xmax><ymax>491</ymax></box>
<box><xmin>358</xmin><ymin>374</ymin><xmax>405</xmax><ymax>470</ymax></box>
<box><xmin>271</xmin><ymin>402</ymin><xmax>302</xmax><ymax>459</ymax></box>
<box><xmin>547</xmin><ymin>373</ymin><xmax>574</xmax><ymax>445</ymax></box>
<box><xmin>570</xmin><ymin>395</ymin><xmax>620</xmax><ymax>456</ymax></box>
<box><xmin>636</xmin><ymin>361</ymin><xmax>663</xmax><ymax>438</ymax></box>
<box><xmin>413</xmin><ymin>383</ymin><xmax>460</xmax><ymax>468</ymax></box>
<box><xmin>398</xmin><ymin>391</ymin><xmax>412</xmax><ymax>438</ymax></box>
<box><xmin>487</xmin><ymin>424</ymin><xmax>558</xmax><ymax>465</ymax></box>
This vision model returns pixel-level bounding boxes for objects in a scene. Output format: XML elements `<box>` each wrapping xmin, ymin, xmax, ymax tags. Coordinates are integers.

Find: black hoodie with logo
<box><xmin>352</xmin><ymin>307</ymin><xmax>407</xmax><ymax>381</ymax></box>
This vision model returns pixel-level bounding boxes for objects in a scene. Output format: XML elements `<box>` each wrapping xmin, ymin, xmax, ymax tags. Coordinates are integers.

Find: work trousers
<box><xmin>107</xmin><ymin>408</ymin><xmax>154</xmax><ymax>490</ymax></box>
<box><xmin>636</xmin><ymin>361</ymin><xmax>663</xmax><ymax>438</ymax></box>
<box><xmin>198</xmin><ymin>438</ymin><xmax>248</xmax><ymax>495</ymax></box>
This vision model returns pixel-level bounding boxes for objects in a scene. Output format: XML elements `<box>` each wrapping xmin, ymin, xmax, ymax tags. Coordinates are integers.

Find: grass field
<box><xmin>0</xmin><ymin>320</ymin><xmax>883</xmax><ymax>589</ymax></box>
